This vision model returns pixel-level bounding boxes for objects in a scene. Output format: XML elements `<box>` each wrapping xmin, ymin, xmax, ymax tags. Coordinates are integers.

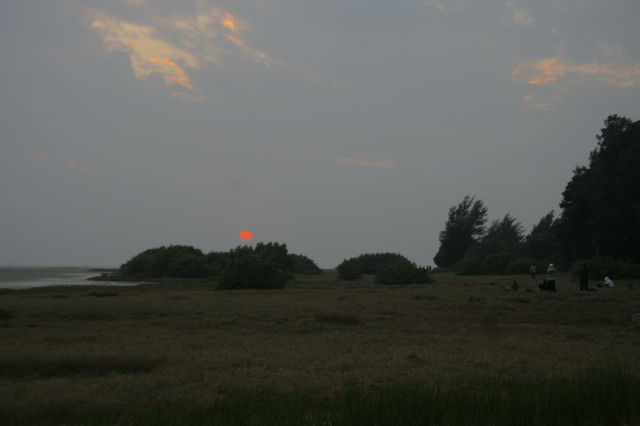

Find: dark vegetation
<box><xmin>336</xmin><ymin>253</ymin><xmax>432</xmax><ymax>284</ymax></box>
<box><xmin>118</xmin><ymin>242</ymin><xmax>321</xmax><ymax>289</ymax></box>
<box><xmin>434</xmin><ymin>115</ymin><xmax>640</xmax><ymax>278</ymax></box>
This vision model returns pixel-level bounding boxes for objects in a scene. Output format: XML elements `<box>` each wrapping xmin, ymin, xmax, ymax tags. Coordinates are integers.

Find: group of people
<box><xmin>530</xmin><ymin>263</ymin><xmax>615</xmax><ymax>291</ymax></box>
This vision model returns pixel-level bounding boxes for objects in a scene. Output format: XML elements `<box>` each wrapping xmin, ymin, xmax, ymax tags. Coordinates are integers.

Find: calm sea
<box><xmin>0</xmin><ymin>267</ymin><xmax>129</xmax><ymax>289</ymax></box>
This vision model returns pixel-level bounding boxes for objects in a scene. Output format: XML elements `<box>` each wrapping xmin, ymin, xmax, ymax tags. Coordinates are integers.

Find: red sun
<box><xmin>238</xmin><ymin>231</ymin><xmax>252</xmax><ymax>241</ymax></box>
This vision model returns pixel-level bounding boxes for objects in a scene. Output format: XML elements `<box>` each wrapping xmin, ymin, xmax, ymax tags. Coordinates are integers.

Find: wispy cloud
<box><xmin>504</xmin><ymin>0</ymin><xmax>533</xmax><ymax>26</ymax></box>
<box><xmin>88</xmin><ymin>4</ymin><xmax>281</xmax><ymax>99</ymax></box>
<box><xmin>520</xmin><ymin>93</ymin><xmax>557</xmax><ymax>111</ymax></box>
<box><xmin>423</xmin><ymin>0</ymin><xmax>447</xmax><ymax>12</ymax></box>
<box><xmin>32</xmin><ymin>154</ymin><xmax>95</xmax><ymax>174</ymax></box>
<box><xmin>521</xmin><ymin>93</ymin><xmax>535</xmax><ymax>104</ymax></box>
<box><xmin>513</xmin><ymin>56</ymin><xmax>640</xmax><ymax>88</ymax></box>
<box><xmin>336</xmin><ymin>155</ymin><xmax>397</xmax><ymax>168</ymax></box>
<box><xmin>89</xmin><ymin>9</ymin><xmax>200</xmax><ymax>95</ymax></box>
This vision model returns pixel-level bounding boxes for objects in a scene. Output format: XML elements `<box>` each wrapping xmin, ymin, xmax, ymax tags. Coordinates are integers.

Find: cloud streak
<box><xmin>513</xmin><ymin>56</ymin><xmax>640</xmax><ymax>88</ymax></box>
<box><xmin>88</xmin><ymin>4</ymin><xmax>280</xmax><ymax>99</ymax></box>
<box><xmin>504</xmin><ymin>0</ymin><xmax>534</xmax><ymax>26</ymax></box>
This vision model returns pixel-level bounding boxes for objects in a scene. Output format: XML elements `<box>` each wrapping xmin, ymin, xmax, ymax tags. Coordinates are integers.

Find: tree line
<box><xmin>433</xmin><ymin>115</ymin><xmax>640</xmax><ymax>277</ymax></box>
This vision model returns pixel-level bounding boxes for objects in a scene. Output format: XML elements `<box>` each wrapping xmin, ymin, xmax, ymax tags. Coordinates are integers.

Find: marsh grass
<box><xmin>314</xmin><ymin>312</ymin><xmax>361</xmax><ymax>326</ymax></box>
<box><xmin>0</xmin><ymin>355</ymin><xmax>159</xmax><ymax>378</ymax></box>
<box><xmin>1</xmin><ymin>272</ymin><xmax>639</xmax><ymax>425</ymax></box>
<box><xmin>3</xmin><ymin>371</ymin><xmax>638</xmax><ymax>425</ymax></box>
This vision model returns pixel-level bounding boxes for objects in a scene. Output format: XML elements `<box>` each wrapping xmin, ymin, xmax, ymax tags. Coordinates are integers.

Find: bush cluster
<box><xmin>337</xmin><ymin>253</ymin><xmax>431</xmax><ymax>285</ymax></box>
<box><xmin>120</xmin><ymin>246</ymin><xmax>210</xmax><ymax>279</ymax></box>
<box><xmin>289</xmin><ymin>253</ymin><xmax>323</xmax><ymax>275</ymax></box>
<box><xmin>375</xmin><ymin>259</ymin><xmax>432</xmax><ymax>285</ymax></box>
<box><xmin>119</xmin><ymin>242</ymin><xmax>322</xmax><ymax>290</ymax></box>
<box><xmin>570</xmin><ymin>257</ymin><xmax>640</xmax><ymax>280</ymax></box>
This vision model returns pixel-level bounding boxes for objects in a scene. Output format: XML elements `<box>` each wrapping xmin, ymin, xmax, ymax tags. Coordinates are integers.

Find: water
<box><xmin>0</xmin><ymin>267</ymin><xmax>133</xmax><ymax>289</ymax></box>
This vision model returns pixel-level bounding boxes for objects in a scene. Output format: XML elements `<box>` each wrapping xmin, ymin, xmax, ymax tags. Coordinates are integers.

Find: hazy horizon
<box><xmin>2</xmin><ymin>1</ymin><xmax>639</xmax><ymax>269</ymax></box>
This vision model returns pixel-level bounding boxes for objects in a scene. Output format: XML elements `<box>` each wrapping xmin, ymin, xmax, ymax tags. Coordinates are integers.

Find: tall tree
<box><xmin>434</xmin><ymin>195</ymin><xmax>488</xmax><ymax>267</ymax></box>
<box><xmin>479</xmin><ymin>214</ymin><xmax>525</xmax><ymax>256</ymax></box>
<box><xmin>557</xmin><ymin>115</ymin><xmax>640</xmax><ymax>261</ymax></box>
<box><xmin>526</xmin><ymin>211</ymin><xmax>560</xmax><ymax>260</ymax></box>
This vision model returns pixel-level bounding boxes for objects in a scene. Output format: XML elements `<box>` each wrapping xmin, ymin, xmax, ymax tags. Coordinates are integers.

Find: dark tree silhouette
<box><xmin>557</xmin><ymin>115</ymin><xmax>640</xmax><ymax>261</ymax></box>
<box><xmin>434</xmin><ymin>195</ymin><xmax>488</xmax><ymax>267</ymax></box>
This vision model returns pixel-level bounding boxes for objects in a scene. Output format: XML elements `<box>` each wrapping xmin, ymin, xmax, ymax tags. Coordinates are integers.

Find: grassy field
<box><xmin>1</xmin><ymin>272</ymin><xmax>639</xmax><ymax>425</ymax></box>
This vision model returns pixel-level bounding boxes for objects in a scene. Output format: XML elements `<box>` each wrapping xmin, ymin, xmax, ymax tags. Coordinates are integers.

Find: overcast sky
<box><xmin>1</xmin><ymin>0</ymin><xmax>639</xmax><ymax>268</ymax></box>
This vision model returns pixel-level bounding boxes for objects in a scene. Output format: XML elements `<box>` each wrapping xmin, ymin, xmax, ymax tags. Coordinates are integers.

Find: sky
<box><xmin>1</xmin><ymin>0</ymin><xmax>639</xmax><ymax>268</ymax></box>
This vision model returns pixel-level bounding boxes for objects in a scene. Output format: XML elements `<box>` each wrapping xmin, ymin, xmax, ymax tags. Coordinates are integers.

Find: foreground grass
<box><xmin>4</xmin><ymin>372</ymin><xmax>639</xmax><ymax>425</ymax></box>
<box><xmin>1</xmin><ymin>272</ymin><xmax>639</xmax><ymax>425</ymax></box>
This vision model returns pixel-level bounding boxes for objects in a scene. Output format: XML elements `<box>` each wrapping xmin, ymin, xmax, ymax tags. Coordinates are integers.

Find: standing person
<box><xmin>579</xmin><ymin>263</ymin><xmax>589</xmax><ymax>291</ymax></box>
<box><xmin>529</xmin><ymin>264</ymin><xmax>537</xmax><ymax>279</ymax></box>
<box><xmin>546</xmin><ymin>263</ymin><xmax>557</xmax><ymax>291</ymax></box>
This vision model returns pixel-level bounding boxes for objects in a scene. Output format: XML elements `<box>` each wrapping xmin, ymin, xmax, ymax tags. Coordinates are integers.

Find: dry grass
<box><xmin>1</xmin><ymin>272</ymin><xmax>639</xmax><ymax>418</ymax></box>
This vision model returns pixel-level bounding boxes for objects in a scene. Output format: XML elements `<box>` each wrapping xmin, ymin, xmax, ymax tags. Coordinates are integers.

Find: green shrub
<box><xmin>337</xmin><ymin>253</ymin><xmax>414</xmax><ymax>280</ymax></box>
<box><xmin>201</xmin><ymin>252</ymin><xmax>228</xmax><ymax>277</ymax></box>
<box><xmin>217</xmin><ymin>254</ymin><xmax>288</xmax><ymax>290</ymax></box>
<box><xmin>505</xmin><ymin>257</ymin><xmax>537</xmax><ymax>275</ymax></box>
<box><xmin>454</xmin><ymin>252</ymin><xmax>486</xmax><ymax>275</ymax></box>
<box><xmin>120</xmin><ymin>245</ymin><xmax>205</xmax><ymax>278</ymax></box>
<box><xmin>481</xmin><ymin>251</ymin><xmax>516</xmax><ymax>274</ymax></box>
<box><xmin>356</xmin><ymin>253</ymin><xmax>412</xmax><ymax>274</ymax></box>
<box><xmin>254</xmin><ymin>242</ymin><xmax>293</xmax><ymax>271</ymax></box>
<box><xmin>288</xmin><ymin>253</ymin><xmax>322</xmax><ymax>275</ymax></box>
<box><xmin>375</xmin><ymin>260</ymin><xmax>432</xmax><ymax>285</ymax></box>
<box><xmin>336</xmin><ymin>258</ymin><xmax>362</xmax><ymax>280</ymax></box>
<box><xmin>120</xmin><ymin>242</ymin><xmax>321</xmax><ymax>283</ymax></box>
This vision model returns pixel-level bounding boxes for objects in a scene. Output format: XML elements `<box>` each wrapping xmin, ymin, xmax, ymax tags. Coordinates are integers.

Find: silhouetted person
<box><xmin>579</xmin><ymin>264</ymin><xmax>589</xmax><ymax>290</ymax></box>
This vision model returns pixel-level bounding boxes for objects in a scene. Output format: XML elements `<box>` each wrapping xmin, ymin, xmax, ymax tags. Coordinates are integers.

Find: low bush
<box><xmin>337</xmin><ymin>253</ymin><xmax>415</xmax><ymax>280</ymax></box>
<box><xmin>454</xmin><ymin>253</ymin><xmax>486</xmax><ymax>275</ymax></box>
<box><xmin>289</xmin><ymin>253</ymin><xmax>322</xmax><ymax>275</ymax></box>
<box><xmin>120</xmin><ymin>245</ymin><xmax>206</xmax><ymax>278</ymax></box>
<box><xmin>119</xmin><ymin>242</ymin><xmax>322</xmax><ymax>284</ymax></box>
<box><xmin>336</xmin><ymin>259</ymin><xmax>362</xmax><ymax>280</ymax></box>
<box><xmin>356</xmin><ymin>253</ymin><xmax>412</xmax><ymax>274</ymax></box>
<box><xmin>375</xmin><ymin>260</ymin><xmax>431</xmax><ymax>285</ymax></box>
<box><xmin>217</xmin><ymin>254</ymin><xmax>288</xmax><ymax>290</ymax></box>
<box><xmin>482</xmin><ymin>251</ymin><xmax>516</xmax><ymax>274</ymax></box>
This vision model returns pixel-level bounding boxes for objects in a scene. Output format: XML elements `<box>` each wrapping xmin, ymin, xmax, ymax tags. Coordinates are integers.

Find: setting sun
<box><xmin>238</xmin><ymin>231</ymin><xmax>252</xmax><ymax>241</ymax></box>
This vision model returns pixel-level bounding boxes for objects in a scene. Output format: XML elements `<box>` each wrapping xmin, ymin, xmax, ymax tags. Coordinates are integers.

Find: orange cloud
<box><xmin>224</xmin><ymin>34</ymin><xmax>244</xmax><ymax>47</ymax></box>
<box><xmin>336</xmin><ymin>155</ymin><xmax>396</xmax><ymax>168</ymax></box>
<box><xmin>222</xmin><ymin>13</ymin><xmax>238</xmax><ymax>31</ymax></box>
<box><xmin>90</xmin><ymin>9</ymin><xmax>199</xmax><ymax>93</ymax></box>
<box><xmin>89</xmin><ymin>5</ymin><xmax>315</xmax><ymax>99</ymax></box>
<box><xmin>513</xmin><ymin>57</ymin><xmax>640</xmax><ymax>88</ymax></box>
